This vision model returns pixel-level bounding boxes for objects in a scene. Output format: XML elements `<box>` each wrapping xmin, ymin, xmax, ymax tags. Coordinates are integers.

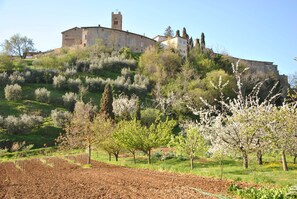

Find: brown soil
<box><xmin>0</xmin><ymin>156</ymin><xmax>244</xmax><ymax>199</ymax></box>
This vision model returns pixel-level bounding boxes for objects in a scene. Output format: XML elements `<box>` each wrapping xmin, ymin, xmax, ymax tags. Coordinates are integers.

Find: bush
<box><xmin>9</xmin><ymin>71</ymin><xmax>25</xmax><ymax>84</ymax></box>
<box><xmin>62</xmin><ymin>92</ymin><xmax>78</xmax><ymax>111</ymax></box>
<box><xmin>3</xmin><ymin>114</ymin><xmax>43</xmax><ymax>134</ymax></box>
<box><xmin>89</xmin><ymin>53</ymin><xmax>137</xmax><ymax>73</ymax></box>
<box><xmin>24</xmin><ymin>68</ymin><xmax>59</xmax><ymax>84</ymax></box>
<box><xmin>0</xmin><ymin>115</ymin><xmax>4</xmax><ymax>128</ymax></box>
<box><xmin>0</xmin><ymin>72</ymin><xmax>9</xmax><ymax>86</ymax></box>
<box><xmin>67</xmin><ymin>78</ymin><xmax>82</xmax><ymax>92</ymax></box>
<box><xmin>53</xmin><ymin>75</ymin><xmax>67</xmax><ymax>89</ymax></box>
<box><xmin>4</xmin><ymin>84</ymin><xmax>22</xmax><ymax>101</ymax></box>
<box><xmin>85</xmin><ymin>76</ymin><xmax>106</xmax><ymax>92</ymax></box>
<box><xmin>121</xmin><ymin>68</ymin><xmax>133</xmax><ymax>79</ymax></box>
<box><xmin>51</xmin><ymin>109</ymin><xmax>72</xmax><ymax>127</ymax></box>
<box><xmin>76</xmin><ymin>59</ymin><xmax>90</xmax><ymax>72</ymax></box>
<box><xmin>64</xmin><ymin>68</ymin><xmax>77</xmax><ymax>77</ymax></box>
<box><xmin>35</xmin><ymin>87</ymin><xmax>51</xmax><ymax>103</ymax></box>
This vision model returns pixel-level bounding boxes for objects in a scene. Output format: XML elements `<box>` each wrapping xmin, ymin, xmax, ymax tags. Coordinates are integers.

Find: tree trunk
<box><xmin>294</xmin><ymin>154</ymin><xmax>297</xmax><ymax>164</ymax></box>
<box><xmin>147</xmin><ymin>150</ymin><xmax>151</xmax><ymax>164</ymax></box>
<box><xmin>242</xmin><ymin>151</ymin><xmax>248</xmax><ymax>169</ymax></box>
<box><xmin>190</xmin><ymin>156</ymin><xmax>194</xmax><ymax>170</ymax></box>
<box><xmin>87</xmin><ymin>144</ymin><xmax>91</xmax><ymax>165</ymax></box>
<box><xmin>108</xmin><ymin>153</ymin><xmax>111</xmax><ymax>161</ymax></box>
<box><xmin>132</xmin><ymin>151</ymin><xmax>136</xmax><ymax>164</ymax></box>
<box><xmin>219</xmin><ymin>157</ymin><xmax>224</xmax><ymax>180</ymax></box>
<box><xmin>281</xmin><ymin>150</ymin><xmax>288</xmax><ymax>171</ymax></box>
<box><xmin>114</xmin><ymin>152</ymin><xmax>119</xmax><ymax>162</ymax></box>
<box><xmin>257</xmin><ymin>150</ymin><xmax>263</xmax><ymax>165</ymax></box>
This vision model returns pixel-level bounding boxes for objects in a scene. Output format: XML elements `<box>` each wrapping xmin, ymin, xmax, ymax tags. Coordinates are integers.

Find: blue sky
<box><xmin>0</xmin><ymin>0</ymin><xmax>296</xmax><ymax>75</ymax></box>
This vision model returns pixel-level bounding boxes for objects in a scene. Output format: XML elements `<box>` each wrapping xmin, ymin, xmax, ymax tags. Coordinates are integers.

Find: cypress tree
<box><xmin>175</xmin><ymin>30</ymin><xmax>180</xmax><ymax>37</ymax></box>
<box><xmin>182</xmin><ymin>27</ymin><xmax>187</xmax><ymax>39</ymax></box>
<box><xmin>189</xmin><ymin>37</ymin><xmax>194</xmax><ymax>49</ymax></box>
<box><xmin>100</xmin><ymin>84</ymin><xmax>114</xmax><ymax>120</ymax></box>
<box><xmin>136</xmin><ymin>100</ymin><xmax>141</xmax><ymax>120</ymax></box>
<box><xmin>201</xmin><ymin>32</ymin><xmax>205</xmax><ymax>50</ymax></box>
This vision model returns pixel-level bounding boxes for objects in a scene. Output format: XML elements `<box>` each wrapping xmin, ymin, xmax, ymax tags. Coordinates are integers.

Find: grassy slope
<box><xmin>0</xmin><ymin>69</ymin><xmax>119</xmax><ymax>148</ymax></box>
<box><xmin>92</xmin><ymin>149</ymin><xmax>297</xmax><ymax>187</ymax></box>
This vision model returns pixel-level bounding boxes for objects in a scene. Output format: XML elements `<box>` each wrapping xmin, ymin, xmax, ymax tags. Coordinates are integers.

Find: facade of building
<box><xmin>61</xmin><ymin>12</ymin><xmax>155</xmax><ymax>53</ymax></box>
<box><xmin>159</xmin><ymin>36</ymin><xmax>188</xmax><ymax>57</ymax></box>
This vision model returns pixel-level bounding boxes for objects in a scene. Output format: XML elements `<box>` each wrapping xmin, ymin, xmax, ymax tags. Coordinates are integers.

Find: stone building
<box><xmin>61</xmin><ymin>12</ymin><xmax>156</xmax><ymax>53</ymax></box>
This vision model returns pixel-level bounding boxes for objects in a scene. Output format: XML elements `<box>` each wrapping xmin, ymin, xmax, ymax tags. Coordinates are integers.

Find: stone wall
<box><xmin>62</xmin><ymin>27</ymin><xmax>82</xmax><ymax>47</ymax></box>
<box><xmin>81</xmin><ymin>26</ymin><xmax>156</xmax><ymax>53</ymax></box>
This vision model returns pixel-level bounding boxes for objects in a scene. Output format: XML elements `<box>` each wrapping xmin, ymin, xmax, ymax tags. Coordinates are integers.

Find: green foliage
<box><xmin>164</xmin><ymin>26</ymin><xmax>174</xmax><ymax>37</ymax></box>
<box><xmin>170</xmin><ymin>126</ymin><xmax>208</xmax><ymax>169</ymax></box>
<box><xmin>2</xmin><ymin>34</ymin><xmax>34</xmax><ymax>59</ymax></box>
<box><xmin>0</xmin><ymin>53</ymin><xmax>14</xmax><ymax>72</ymax></box>
<box><xmin>139</xmin><ymin>45</ymin><xmax>182</xmax><ymax>84</ymax></box>
<box><xmin>100</xmin><ymin>84</ymin><xmax>114</xmax><ymax>120</ymax></box>
<box><xmin>228</xmin><ymin>184</ymin><xmax>296</xmax><ymax>199</ymax></box>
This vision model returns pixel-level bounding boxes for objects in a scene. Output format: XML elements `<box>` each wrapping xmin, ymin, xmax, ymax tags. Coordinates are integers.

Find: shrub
<box><xmin>89</xmin><ymin>53</ymin><xmax>137</xmax><ymax>73</ymax></box>
<box><xmin>62</xmin><ymin>92</ymin><xmax>78</xmax><ymax>111</ymax></box>
<box><xmin>133</xmin><ymin>74</ymin><xmax>150</xmax><ymax>89</ymax></box>
<box><xmin>85</xmin><ymin>76</ymin><xmax>106</xmax><ymax>92</ymax></box>
<box><xmin>0</xmin><ymin>115</ymin><xmax>4</xmax><ymax>128</ymax></box>
<box><xmin>4</xmin><ymin>84</ymin><xmax>22</xmax><ymax>101</ymax></box>
<box><xmin>121</xmin><ymin>68</ymin><xmax>133</xmax><ymax>79</ymax></box>
<box><xmin>51</xmin><ymin>109</ymin><xmax>72</xmax><ymax>127</ymax></box>
<box><xmin>53</xmin><ymin>75</ymin><xmax>67</xmax><ymax>89</ymax></box>
<box><xmin>64</xmin><ymin>68</ymin><xmax>77</xmax><ymax>77</ymax></box>
<box><xmin>9</xmin><ymin>71</ymin><xmax>25</xmax><ymax>84</ymax></box>
<box><xmin>76</xmin><ymin>59</ymin><xmax>90</xmax><ymax>72</ymax></box>
<box><xmin>0</xmin><ymin>72</ymin><xmax>9</xmax><ymax>86</ymax></box>
<box><xmin>3</xmin><ymin>114</ymin><xmax>43</xmax><ymax>134</ymax></box>
<box><xmin>35</xmin><ymin>87</ymin><xmax>51</xmax><ymax>103</ymax></box>
<box><xmin>67</xmin><ymin>78</ymin><xmax>82</xmax><ymax>92</ymax></box>
<box><xmin>24</xmin><ymin>68</ymin><xmax>59</xmax><ymax>84</ymax></box>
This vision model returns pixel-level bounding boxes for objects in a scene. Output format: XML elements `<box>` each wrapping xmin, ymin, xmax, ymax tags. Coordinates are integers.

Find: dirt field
<box><xmin>0</xmin><ymin>155</ymin><xmax>241</xmax><ymax>199</ymax></box>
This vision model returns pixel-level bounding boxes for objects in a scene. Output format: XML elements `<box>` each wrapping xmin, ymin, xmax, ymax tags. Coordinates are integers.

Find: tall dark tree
<box><xmin>175</xmin><ymin>30</ymin><xmax>181</xmax><ymax>37</ymax></box>
<box><xmin>136</xmin><ymin>100</ymin><xmax>141</xmax><ymax>120</ymax></box>
<box><xmin>164</xmin><ymin>26</ymin><xmax>174</xmax><ymax>37</ymax></box>
<box><xmin>201</xmin><ymin>32</ymin><xmax>206</xmax><ymax>50</ymax></box>
<box><xmin>189</xmin><ymin>37</ymin><xmax>194</xmax><ymax>49</ymax></box>
<box><xmin>2</xmin><ymin>34</ymin><xmax>35</xmax><ymax>59</ymax></box>
<box><xmin>195</xmin><ymin>38</ymin><xmax>200</xmax><ymax>49</ymax></box>
<box><xmin>100</xmin><ymin>84</ymin><xmax>115</xmax><ymax>120</ymax></box>
<box><xmin>182</xmin><ymin>27</ymin><xmax>187</xmax><ymax>39</ymax></box>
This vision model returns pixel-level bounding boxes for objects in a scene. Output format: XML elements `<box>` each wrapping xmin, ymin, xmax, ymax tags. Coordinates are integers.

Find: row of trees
<box><xmin>189</xmin><ymin>61</ymin><xmax>297</xmax><ymax>171</ymax></box>
<box><xmin>57</xmin><ymin>84</ymin><xmax>177</xmax><ymax>164</ymax></box>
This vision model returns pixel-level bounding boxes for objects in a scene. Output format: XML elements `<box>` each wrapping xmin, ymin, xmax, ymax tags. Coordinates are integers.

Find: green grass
<box><xmin>92</xmin><ymin>149</ymin><xmax>297</xmax><ymax>187</ymax></box>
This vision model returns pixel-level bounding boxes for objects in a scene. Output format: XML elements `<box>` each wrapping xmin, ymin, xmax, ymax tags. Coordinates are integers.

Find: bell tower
<box><xmin>111</xmin><ymin>11</ymin><xmax>122</xmax><ymax>30</ymax></box>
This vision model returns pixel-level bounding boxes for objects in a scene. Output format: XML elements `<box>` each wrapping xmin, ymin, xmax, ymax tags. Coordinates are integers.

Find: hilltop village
<box><xmin>61</xmin><ymin>11</ymin><xmax>288</xmax><ymax>98</ymax></box>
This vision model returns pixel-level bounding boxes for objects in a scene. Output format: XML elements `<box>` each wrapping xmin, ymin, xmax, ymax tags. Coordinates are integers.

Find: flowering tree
<box><xmin>189</xmin><ymin>61</ymin><xmax>280</xmax><ymax>169</ymax></box>
<box><xmin>112</xmin><ymin>94</ymin><xmax>138</xmax><ymax>120</ymax></box>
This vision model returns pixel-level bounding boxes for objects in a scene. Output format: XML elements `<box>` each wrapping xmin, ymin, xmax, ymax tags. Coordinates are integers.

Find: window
<box><xmin>83</xmin><ymin>43</ymin><xmax>86</xmax><ymax>47</ymax></box>
<box><xmin>114</xmin><ymin>21</ymin><xmax>118</xmax><ymax>25</ymax></box>
<box><xmin>84</xmin><ymin>34</ymin><xmax>87</xmax><ymax>39</ymax></box>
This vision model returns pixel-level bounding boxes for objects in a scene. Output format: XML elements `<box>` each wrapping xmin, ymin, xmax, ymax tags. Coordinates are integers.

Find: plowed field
<box><xmin>0</xmin><ymin>156</ymin><xmax>241</xmax><ymax>198</ymax></box>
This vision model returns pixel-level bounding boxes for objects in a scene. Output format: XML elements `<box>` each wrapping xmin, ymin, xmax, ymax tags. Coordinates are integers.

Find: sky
<box><xmin>0</xmin><ymin>0</ymin><xmax>296</xmax><ymax>75</ymax></box>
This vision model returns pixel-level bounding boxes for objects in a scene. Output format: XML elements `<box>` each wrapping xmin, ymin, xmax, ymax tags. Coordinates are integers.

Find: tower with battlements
<box><xmin>111</xmin><ymin>12</ymin><xmax>122</xmax><ymax>30</ymax></box>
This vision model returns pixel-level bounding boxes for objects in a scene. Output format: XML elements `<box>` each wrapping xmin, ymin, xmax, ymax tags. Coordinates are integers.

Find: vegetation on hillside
<box><xmin>1</xmin><ymin>34</ymin><xmax>296</xmax><ymax>194</ymax></box>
